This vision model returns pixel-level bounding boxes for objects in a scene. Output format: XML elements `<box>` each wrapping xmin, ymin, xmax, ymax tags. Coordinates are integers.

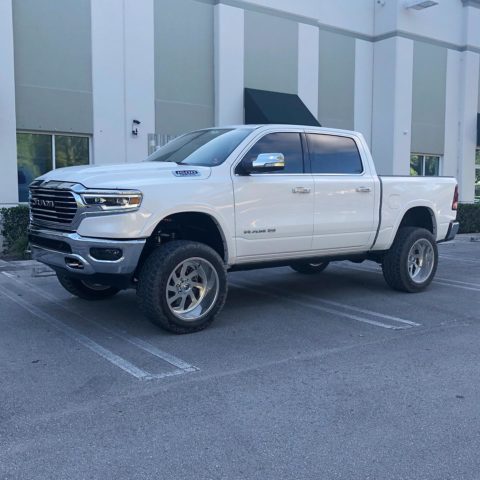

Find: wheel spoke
<box><xmin>165</xmin><ymin>256</ymin><xmax>220</xmax><ymax>321</ymax></box>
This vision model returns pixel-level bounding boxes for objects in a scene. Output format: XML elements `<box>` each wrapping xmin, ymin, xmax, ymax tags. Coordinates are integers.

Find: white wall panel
<box><xmin>298</xmin><ymin>24</ymin><xmax>319</xmax><ymax>119</ymax></box>
<box><xmin>0</xmin><ymin>0</ymin><xmax>19</xmax><ymax>204</ymax></box>
<box><xmin>214</xmin><ymin>4</ymin><xmax>244</xmax><ymax>126</ymax></box>
<box><xmin>372</xmin><ymin>37</ymin><xmax>413</xmax><ymax>175</ymax></box>
<box><xmin>354</xmin><ymin>39</ymin><xmax>374</xmax><ymax>147</ymax></box>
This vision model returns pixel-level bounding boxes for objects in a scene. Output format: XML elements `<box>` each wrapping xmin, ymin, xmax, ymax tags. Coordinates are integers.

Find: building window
<box><xmin>475</xmin><ymin>149</ymin><xmax>480</xmax><ymax>204</ymax></box>
<box><xmin>17</xmin><ymin>132</ymin><xmax>90</xmax><ymax>202</ymax></box>
<box><xmin>410</xmin><ymin>154</ymin><xmax>441</xmax><ymax>177</ymax></box>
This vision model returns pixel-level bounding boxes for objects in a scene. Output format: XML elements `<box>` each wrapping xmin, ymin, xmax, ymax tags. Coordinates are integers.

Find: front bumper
<box><xmin>444</xmin><ymin>221</ymin><xmax>460</xmax><ymax>242</ymax></box>
<box><xmin>29</xmin><ymin>226</ymin><xmax>146</xmax><ymax>278</ymax></box>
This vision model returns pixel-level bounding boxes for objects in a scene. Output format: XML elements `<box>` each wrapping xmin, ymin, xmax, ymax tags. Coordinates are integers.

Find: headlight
<box><xmin>81</xmin><ymin>190</ymin><xmax>143</xmax><ymax>212</ymax></box>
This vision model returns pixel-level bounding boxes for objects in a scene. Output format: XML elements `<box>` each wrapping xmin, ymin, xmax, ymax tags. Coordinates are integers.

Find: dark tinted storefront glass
<box><xmin>17</xmin><ymin>133</ymin><xmax>52</xmax><ymax>202</ymax></box>
<box><xmin>55</xmin><ymin>135</ymin><xmax>90</xmax><ymax>169</ymax></box>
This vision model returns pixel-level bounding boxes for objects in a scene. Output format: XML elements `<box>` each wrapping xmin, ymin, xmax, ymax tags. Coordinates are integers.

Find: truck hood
<box><xmin>37</xmin><ymin>162</ymin><xmax>212</xmax><ymax>189</ymax></box>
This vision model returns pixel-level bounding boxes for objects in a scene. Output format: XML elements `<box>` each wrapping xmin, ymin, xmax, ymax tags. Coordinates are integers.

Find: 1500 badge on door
<box><xmin>243</xmin><ymin>228</ymin><xmax>276</xmax><ymax>234</ymax></box>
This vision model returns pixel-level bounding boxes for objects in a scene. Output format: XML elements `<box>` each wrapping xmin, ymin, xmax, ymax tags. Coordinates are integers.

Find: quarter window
<box><xmin>242</xmin><ymin>132</ymin><xmax>304</xmax><ymax>174</ymax></box>
<box><xmin>17</xmin><ymin>132</ymin><xmax>90</xmax><ymax>202</ymax></box>
<box><xmin>307</xmin><ymin>134</ymin><xmax>363</xmax><ymax>174</ymax></box>
<box><xmin>410</xmin><ymin>154</ymin><xmax>441</xmax><ymax>177</ymax></box>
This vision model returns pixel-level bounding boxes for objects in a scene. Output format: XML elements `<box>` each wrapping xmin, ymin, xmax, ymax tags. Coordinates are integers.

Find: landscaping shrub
<box><xmin>0</xmin><ymin>205</ymin><xmax>30</xmax><ymax>259</ymax></box>
<box><xmin>457</xmin><ymin>203</ymin><xmax>480</xmax><ymax>234</ymax></box>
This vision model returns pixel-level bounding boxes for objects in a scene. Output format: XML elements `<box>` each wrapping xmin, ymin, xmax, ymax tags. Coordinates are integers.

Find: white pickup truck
<box><xmin>29</xmin><ymin>125</ymin><xmax>459</xmax><ymax>333</ymax></box>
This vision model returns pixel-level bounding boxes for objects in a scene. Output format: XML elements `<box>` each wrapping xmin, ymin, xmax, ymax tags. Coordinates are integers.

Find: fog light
<box><xmin>90</xmin><ymin>247</ymin><xmax>123</xmax><ymax>261</ymax></box>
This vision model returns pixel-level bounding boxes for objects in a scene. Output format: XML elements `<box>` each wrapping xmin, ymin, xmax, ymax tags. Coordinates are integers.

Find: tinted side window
<box><xmin>307</xmin><ymin>134</ymin><xmax>363</xmax><ymax>174</ymax></box>
<box><xmin>243</xmin><ymin>133</ymin><xmax>304</xmax><ymax>174</ymax></box>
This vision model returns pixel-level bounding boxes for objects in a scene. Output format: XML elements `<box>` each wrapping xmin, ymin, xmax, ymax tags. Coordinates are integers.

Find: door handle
<box><xmin>356</xmin><ymin>186</ymin><xmax>372</xmax><ymax>193</ymax></box>
<box><xmin>292</xmin><ymin>187</ymin><xmax>311</xmax><ymax>194</ymax></box>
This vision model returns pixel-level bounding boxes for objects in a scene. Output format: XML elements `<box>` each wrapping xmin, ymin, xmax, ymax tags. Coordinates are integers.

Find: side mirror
<box><xmin>242</xmin><ymin>153</ymin><xmax>285</xmax><ymax>174</ymax></box>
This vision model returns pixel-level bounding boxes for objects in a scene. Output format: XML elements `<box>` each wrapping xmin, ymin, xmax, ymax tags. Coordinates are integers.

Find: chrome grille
<box><xmin>29</xmin><ymin>188</ymin><xmax>78</xmax><ymax>226</ymax></box>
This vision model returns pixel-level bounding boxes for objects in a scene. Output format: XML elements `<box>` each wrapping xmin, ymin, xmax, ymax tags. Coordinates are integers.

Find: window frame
<box><xmin>16</xmin><ymin>130</ymin><xmax>92</xmax><ymax>203</ymax></box>
<box><xmin>305</xmin><ymin>132</ymin><xmax>365</xmax><ymax>176</ymax></box>
<box><xmin>17</xmin><ymin>130</ymin><xmax>92</xmax><ymax>171</ymax></box>
<box><xmin>234</xmin><ymin>130</ymin><xmax>308</xmax><ymax>176</ymax></box>
<box><xmin>410</xmin><ymin>153</ymin><xmax>442</xmax><ymax>177</ymax></box>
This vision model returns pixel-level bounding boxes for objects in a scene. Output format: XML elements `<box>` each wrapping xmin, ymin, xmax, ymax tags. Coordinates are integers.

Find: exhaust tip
<box><xmin>65</xmin><ymin>257</ymin><xmax>85</xmax><ymax>270</ymax></box>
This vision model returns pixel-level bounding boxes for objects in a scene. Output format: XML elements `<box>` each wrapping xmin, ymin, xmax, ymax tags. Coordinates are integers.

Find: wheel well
<box><xmin>140</xmin><ymin>212</ymin><xmax>227</xmax><ymax>267</ymax></box>
<box><xmin>398</xmin><ymin>207</ymin><xmax>436</xmax><ymax>236</ymax></box>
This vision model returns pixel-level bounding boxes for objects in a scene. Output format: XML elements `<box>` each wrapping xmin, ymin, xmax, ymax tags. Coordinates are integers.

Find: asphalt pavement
<box><xmin>1</xmin><ymin>237</ymin><xmax>479</xmax><ymax>479</ymax></box>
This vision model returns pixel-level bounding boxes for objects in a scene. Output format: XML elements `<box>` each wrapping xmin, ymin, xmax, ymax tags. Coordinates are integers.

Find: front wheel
<box><xmin>382</xmin><ymin>227</ymin><xmax>438</xmax><ymax>293</ymax></box>
<box><xmin>137</xmin><ymin>241</ymin><xmax>227</xmax><ymax>334</ymax></box>
<box><xmin>56</xmin><ymin>272</ymin><xmax>120</xmax><ymax>300</ymax></box>
<box><xmin>290</xmin><ymin>261</ymin><xmax>330</xmax><ymax>275</ymax></box>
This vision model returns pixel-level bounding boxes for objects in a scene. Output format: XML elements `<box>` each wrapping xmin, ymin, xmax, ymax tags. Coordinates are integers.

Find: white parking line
<box><xmin>0</xmin><ymin>284</ymin><xmax>150</xmax><ymax>380</ymax></box>
<box><xmin>439</xmin><ymin>254</ymin><xmax>480</xmax><ymax>264</ymax></box>
<box><xmin>333</xmin><ymin>263</ymin><xmax>480</xmax><ymax>293</ymax></box>
<box><xmin>0</xmin><ymin>274</ymin><xmax>198</xmax><ymax>380</ymax></box>
<box><xmin>3</xmin><ymin>272</ymin><xmax>197</xmax><ymax>373</ymax></box>
<box><xmin>230</xmin><ymin>279</ymin><xmax>413</xmax><ymax>330</ymax></box>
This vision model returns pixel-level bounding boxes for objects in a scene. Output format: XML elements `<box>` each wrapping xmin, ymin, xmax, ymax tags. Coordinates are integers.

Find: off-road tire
<box><xmin>137</xmin><ymin>240</ymin><xmax>227</xmax><ymax>334</ymax></box>
<box><xmin>382</xmin><ymin>227</ymin><xmax>438</xmax><ymax>293</ymax></box>
<box><xmin>290</xmin><ymin>261</ymin><xmax>330</xmax><ymax>275</ymax></box>
<box><xmin>56</xmin><ymin>272</ymin><xmax>120</xmax><ymax>300</ymax></box>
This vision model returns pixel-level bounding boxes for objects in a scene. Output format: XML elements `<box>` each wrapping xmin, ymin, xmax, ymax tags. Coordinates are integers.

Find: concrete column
<box><xmin>214</xmin><ymin>4</ymin><xmax>244</xmax><ymax>126</ymax></box>
<box><xmin>371</xmin><ymin>37</ymin><xmax>414</xmax><ymax>176</ymax></box>
<box><xmin>91</xmin><ymin>0</ymin><xmax>155</xmax><ymax>165</ymax></box>
<box><xmin>298</xmin><ymin>24</ymin><xmax>319</xmax><ymax>119</ymax></box>
<box><xmin>443</xmin><ymin>49</ymin><xmax>461</xmax><ymax>178</ymax></box>
<box><xmin>124</xmin><ymin>0</ymin><xmax>155</xmax><ymax>163</ymax></box>
<box><xmin>457</xmin><ymin>51</ymin><xmax>479</xmax><ymax>203</ymax></box>
<box><xmin>354</xmin><ymin>39</ymin><xmax>374</xmax><ymax>148</ymax></box>
<box><xmin>0</xmin><ymin>0</ymin><xmax>19</xmax><ymax>205</ymax></box>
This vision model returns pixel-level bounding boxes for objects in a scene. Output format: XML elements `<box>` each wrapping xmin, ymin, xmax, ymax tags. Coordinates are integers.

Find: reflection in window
<box><xmin>17</xmin><ymin>132</ymin><xmax>90</xmax><ymax>202</ymax></box>
<box><xmin>410</xmin><ymin>154</ymin><xmax>441</xmax><ymax>177</ymax></box>
<box><xmin>55</xmin><ymin>135</ymin><xmax>89</xmax><ymax>169</ymax></box>
<box><xmin>17</xmin><ymin>133</ymin><xmax>52</xmax><ymax>202</ymax></box>
<box><xmin>307</xmin><ymin>134</ymin><xmax>363</xmax><ymax>174</ymax></box>
<box><xmin>243</xmin><ymin>133</ymin><xmax>304</xmax><ymax>174</ymax></box>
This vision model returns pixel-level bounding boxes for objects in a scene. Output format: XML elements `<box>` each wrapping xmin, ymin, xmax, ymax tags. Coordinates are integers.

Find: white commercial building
<box><xmin>1</xmin><ymin>0</ymin><xmax>479</xmax><ymax>206</ymax></box>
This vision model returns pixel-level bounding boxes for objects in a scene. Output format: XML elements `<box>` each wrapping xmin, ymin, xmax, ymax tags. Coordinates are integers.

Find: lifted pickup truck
<box><xmin>29</xmin><ymin>125</ymin><xmax>459</xmax><ymax>333</ymax></box>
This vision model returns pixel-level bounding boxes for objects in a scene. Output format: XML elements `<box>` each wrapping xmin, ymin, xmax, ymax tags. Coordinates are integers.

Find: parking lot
<box><xmin>1</xmin><ymin>237</ymin><xmax>480</xmax><ymax>479</ymax></box>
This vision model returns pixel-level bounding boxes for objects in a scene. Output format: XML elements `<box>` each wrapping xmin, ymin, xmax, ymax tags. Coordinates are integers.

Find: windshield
<box><xmin>146</xmin><ymin>128</ymin><xmax>252</xmax><ymax>167</ymax></box>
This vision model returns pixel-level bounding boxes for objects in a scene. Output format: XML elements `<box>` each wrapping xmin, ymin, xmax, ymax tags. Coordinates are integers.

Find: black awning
<box><xmin>244</xmin><ymin>88</ymin><xmax>320</xmax><ymax>126</ymax></box>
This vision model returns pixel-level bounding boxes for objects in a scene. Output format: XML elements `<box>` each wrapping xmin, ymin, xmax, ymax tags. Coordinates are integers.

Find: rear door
<box><xmin>306</xmin><ymin>132</ymin><xmax>376</xmax><ymax>252</ymax></box>
<box><xmin>232</xmin><ymin>130</ymin><xmax>314</xmax><ymax>258</ymax></box>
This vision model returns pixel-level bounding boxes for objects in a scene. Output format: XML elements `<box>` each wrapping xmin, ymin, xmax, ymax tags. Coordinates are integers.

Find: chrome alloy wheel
<box><xmin>407</xmin><ymin>238</ymin><xmax>435</xmax><ymax>284</ymax></box>
<box><xmin>165</xmin><ymin>257</ymin><xmax>219</xmax><ymax>321</ymax></box>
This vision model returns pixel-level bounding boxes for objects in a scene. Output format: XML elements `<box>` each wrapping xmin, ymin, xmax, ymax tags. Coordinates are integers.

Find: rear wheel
<box><xmin>290</xmin><ymin>261</ymin><xmax>329</xmax><ymax>275</ymax></box>
<box><xmin>137</xmin><ymin>240</ymin><xmax>227</xmax><ymax>334</ymax></box>
<box><xmin>382</xmin><ymin>227</ymin><xmax>438</xmax><ymax>293</ymax></box>
<box><xmin>56</xmin><ymin>272</ymin><xmax>120</xmax><ymax>300</ymax></box>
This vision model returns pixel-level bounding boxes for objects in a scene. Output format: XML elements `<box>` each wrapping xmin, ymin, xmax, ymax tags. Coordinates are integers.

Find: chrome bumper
<box><xmin>29</xmin><ymin>227</ymin><xmax>146</xmax><ymax>276</ymax></box>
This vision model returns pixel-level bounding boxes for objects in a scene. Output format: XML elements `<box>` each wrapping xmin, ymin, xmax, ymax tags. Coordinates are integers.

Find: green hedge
<box><xmin>457</xmin><ymin>203</ymin><xmax>480</xmax><ymax>234</ymax></box>
<box><xmin>0</xmin><ymin>205</ymin><xmax>30</xmax><ymax>259</ymax></box>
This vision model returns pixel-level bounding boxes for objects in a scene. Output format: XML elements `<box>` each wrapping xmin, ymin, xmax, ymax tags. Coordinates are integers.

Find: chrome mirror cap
<box><xmin>251</xmin><ymin>153</ymin><xmax>285</xmax><ymax>171</ymax></box>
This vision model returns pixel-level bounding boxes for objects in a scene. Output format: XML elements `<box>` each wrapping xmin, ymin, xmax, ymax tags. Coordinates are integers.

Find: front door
<box><xmin>233</xmin><ymin>131</ymin><xmax>314</xmax><ymax>259</ymax></box>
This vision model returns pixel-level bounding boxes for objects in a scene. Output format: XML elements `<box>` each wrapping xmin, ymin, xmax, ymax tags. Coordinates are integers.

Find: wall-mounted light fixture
<box><xmin>132</xmin><ymin>119</ymin><xmax>141</xmax><ymax>136</ymax></box>
<box><xmin>405</xmin><ymin>0</ymin><xmax>439</xmax><ymax>10</ymax></box>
